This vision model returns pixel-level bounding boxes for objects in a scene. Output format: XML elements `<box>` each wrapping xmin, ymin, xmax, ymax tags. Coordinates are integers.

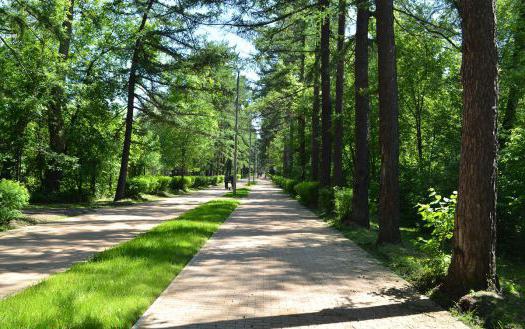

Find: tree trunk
<box><xmin>298</xmin><ymin>30</ymin><xmax>307</xmax><ymax>181</ymax></box>
<box><xmin>333</xmin><ymin>0</ymin><xmax>346</xmax><ymax>187</ymax></box>
<box><xmin>415</xmin><ymin>103</ymin><xmax>423</xmax><ymax>164</ymax></box>
<box><xmin>348</xmin><ymin>0</ymin><xmax>370</xmax><ymax>228</ymax></box>
<box><xmin>376</xmin><ymin>0</ymin><xmax>401</xmax><ymax>244</ymax></box>
<box><xmin>44</xmin><ymin>0</ymin><xmax>74</xmax><ymax>193</ymax></box>
<box><xmin>288</xmin><ymin>112</ymin><xmax>294</xmax><ymax>175</ymax></box>
<box><xmin>319</xmin><ymin>0</ymin><xmax>332</xmax><ymax>187</ymax></box>
<box><xmin>441</xmin><ymin>0</ymin><xmax>499</xmax><ymax>298</ymax></box>
<box><xmin>114</xmin><ymin>0</ymin><xmax>155</xmax><ymax>201</ymax></box>
<box><xmin>311</xmin><ymin>47</ymin><xmax>321</xmax><ymax>181</ymax></box>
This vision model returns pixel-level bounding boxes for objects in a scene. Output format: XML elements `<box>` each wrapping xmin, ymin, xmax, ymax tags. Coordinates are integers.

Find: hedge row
<box><xmin>270</xmin><ymin>175</ymin><xmax>353</xmax><ymax>222</ymax></box>
<box><xmin>126</xmin><ymin>175</ymin><xmax>224</xmax><ymax>198</ymax></box>
<box><xmin>0</xmin><ymin>179</ymin><xmax>29</xmax><ymax>224</ymax></box>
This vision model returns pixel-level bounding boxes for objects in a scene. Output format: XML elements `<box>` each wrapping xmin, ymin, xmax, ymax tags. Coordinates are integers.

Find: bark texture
<box><xmin>376</xmin><ymin>0</ymin><xmax>401</xmax><ymax>244</ymax></box>
<box><xmin>319</xmin><ymin>0</ymin><xmax>332</xmax><ymax>187</ymax></box>
<box><xmin>44</xmin><ymin>0</ymin><xmax>74</xmax><ymax>193</ymax></box>
<box><xmin>114</xmin><ymin>0</ymin><xmax>155</xmax><ymax>201</ymax></box>
<box><xmin>298</xmin><ymin>31</ymin><xmax>307</xmax><ymax>181</ymax></box>
<box><xmin>332</xmin><ymin>0</ymin><xmax>346</xmax><ymax>187</ymax></box>
<box><xmin>311</xmin><ymin>48</ymin><xmax>321</xmax><ymax>181</ymax></box>
<box><xmin>441</xmin><ymin>0</ymin><xmax>499</xmax><ymax>298</ymax></box>
<box><xmin>348</xmin><ymin>0</ymin><xmax>370</xmax><ymax>228</ymax></box>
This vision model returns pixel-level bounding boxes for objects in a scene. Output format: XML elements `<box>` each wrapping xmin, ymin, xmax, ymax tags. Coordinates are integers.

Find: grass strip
<box><xmin>224</xmin><ymin>187</ymin><xmax>250</xmax><ymax>198</ymax></box>
<box><xmin>0</xmin><ymin>199</ymin><xmax>239</xmax><ymax>329</ymax></box>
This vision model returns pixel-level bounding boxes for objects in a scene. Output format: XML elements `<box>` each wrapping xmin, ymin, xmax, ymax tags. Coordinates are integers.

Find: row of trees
<box><xmin>0</xmin><ymin>0</ymin><xmax>255</xmax><ymax>202</ymax></box>
<box><xmin>243</xmin><ymin>0</ymin><xmax>521</xmax><ymax>298</ymax></box>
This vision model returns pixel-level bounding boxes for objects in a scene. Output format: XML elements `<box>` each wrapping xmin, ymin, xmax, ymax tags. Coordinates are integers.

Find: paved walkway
<box><xmin>0</xmin><ymin>185</ymin><xmax>230</xmax><ymax>299</ymax></box>
<box><xmin>135</xmin><ymin>180</ymin><xmax>468</xmax><ymax>329</ymax></box>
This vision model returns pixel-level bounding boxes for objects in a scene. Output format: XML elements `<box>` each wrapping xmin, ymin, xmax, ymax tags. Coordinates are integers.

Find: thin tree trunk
<box><xmin>288</xmin><ymin>113</ymin><xmax>294</xmax><ymax>175</ymax></box>
<box><xmin>114</xmin><ymin>0</ymin><xmax>155</xmax><ymax>201</ymax></box>
<box><xmin>319</xmin><ymin>0</ymin><xmax>332</xmax><ymax>187</ymax></box>
<box><xmin>441</xmin><ymin>0</ymin><xmax>499</xmax><ymax>298</ymax></box>
<box><xmin>348</xmin><ymin>0</ymin><xmax>370</xmax><ymax>228</ymax></box>
<box><xmin>376</xmin><ymin>0</ymin><xmax>401</xmax><ymax>244</ymax></box>
<box><xmin>298</xmin><ymin>30</ymin><xmax>307</xmax><ymax>181</ymax></box>
<box><xmin>333</xmin><ymin>0</ymin><xmax>346</xmax><ymax>187</ymax></box>
<box><xmin>311</xmin><ymin>48</ymin><xmax>321</xmax><ymax>181</ymax></box>
<box><xmin>415</xmin><ymin>102</ymin><xmax>423</xmax><ymax>164</ymax></box>
<box><xmin>44</xmin><ymin>0</ymin><xmax>74</xmax><ymax>193</ymax></box>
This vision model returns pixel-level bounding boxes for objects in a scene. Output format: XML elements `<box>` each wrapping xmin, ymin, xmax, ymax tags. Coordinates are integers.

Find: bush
<box><xmin>334</xmin><ymin>187</ymin><xmax>353</xmax><ymax>222</ymax></box>
<box><xmin>294</xmin><ymin>181</ymin><xmax>320</xmax><ymax>207</ymax></box>
<box><xmin>156</xmin><ymin>176</ymin><xmax>172</xmax><ymax>193</ymax></box>
<box><xmin>0</xmin><ymin>179</ymin><xmax>30</xmax><ymax>223</ymax></box>
<box><xmin>319</xmin><ymin>187</ymin><xmax>335</xmax><ymax>215</ymax></box>
<box><xmin>192</xmin><ymin>176</ymin><xmax>207</xmax><ymax>188</ymax></box>
<box><xmin>126</xmin><ymin>177</ymin><xmax>151</xmax><ymax>197</ymax></box>
<box><xmin>270</xmin><ymin>175</ymin><xmax>298</xmax><ymax>195</ymax></box>
<box><xmin>30</xmin><ymin>189</ymin><xmax>93</xmax><ymax>204</ymax></box>
<box><xmin>416</xmin><ymin>188</ymin><xmax>456</xmax><ymax>254</ymax></box>
<box><xmin>170</xmin><ymin>176</ymin><xmax>192</xmax><ymax>192</ymax></box>
<box><xmin>125</xmin><ymin>175</ymin><xmax>174</xmax><ymax>197</ymax></box>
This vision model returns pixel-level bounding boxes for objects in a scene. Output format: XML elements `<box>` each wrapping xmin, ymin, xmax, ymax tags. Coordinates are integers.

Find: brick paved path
<box><xmin>0</xmin><ymin>185</ymin><xmax>230</xmax><ymax>299</ymax></box>
<box><xmin>135</xmin><ymin>180</ymin><xmax>468</xmax><ymax>329</ymax></box>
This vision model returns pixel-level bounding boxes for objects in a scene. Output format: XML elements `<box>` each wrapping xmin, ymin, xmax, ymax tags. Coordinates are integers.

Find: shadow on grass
<box><xmin>0</xmin><ymin>200</ymin><xmax>239</xmax><ymax>329</ymax></box>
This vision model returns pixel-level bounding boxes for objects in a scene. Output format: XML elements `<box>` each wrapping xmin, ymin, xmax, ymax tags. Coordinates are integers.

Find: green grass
<box><xmin>224</xmin><ymin>187</ymin><xmax>250</xmax><ymax>198</ymax></box>
<box><xmin>0</xmin><ymin>199</ymin><xmax>239</xmax><ymax>329</ymax></box>
<box><xmin>332</xmin><ymin>220</ymin><xmax>524</xmax><ymax>329</ymax></box>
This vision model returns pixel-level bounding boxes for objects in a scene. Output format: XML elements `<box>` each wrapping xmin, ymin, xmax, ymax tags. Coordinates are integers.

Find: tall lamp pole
<box><xmin>233</xmin><ymin>70</ymin><xmax>240</xmax><ymax>195</ymax></box>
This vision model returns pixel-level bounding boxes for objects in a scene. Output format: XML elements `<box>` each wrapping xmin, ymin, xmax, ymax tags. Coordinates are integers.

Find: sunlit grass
<box><xmin>0</xmin><ymin>199</ymin><xmax>239</xmax><ymax>329</ymax></box>
<box><xmin>224</xmin><ymin>187</ymin><xmax>250</xmax><ymax>198</ymax></box>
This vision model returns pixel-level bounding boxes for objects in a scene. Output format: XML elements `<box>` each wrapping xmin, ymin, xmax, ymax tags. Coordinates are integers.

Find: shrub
<box><xmin>0</xmin><ymin>179</ymin><xmax>30</xmax><ymax>224</ymax></box>
<box><xmin>126</xmin><ymin>176</ymin><xmax>152</xmax><ymax>197</ymax></box>
<box><xmin>334</xmin><ymin>187</ymin><xmax>353</xmax><ymax>222</ymax></box>
<box><xmin>192</xmin><ymin>176</ymin><xmax>207</xmax><ymax>188</ymax></box>
<box><xmin>284</xmin><ymin>179</ymin><xmax>298</xmax><ymax>195</ymax></box>
<box><xmin>318</xmin><ymin>187</ymin><xmax>335</xmax><ymax>215</ymax></box>
<box><xmin>170</xmin><ymin>176</ymin><xmax>193</xmax><ymax>192</ymax></box>
<box><xmin>125</xmin><ymin>175</ymin><xmax>174</xmax><ymax>197</ymax></box>
<box><xmin>416</xmin><ymin>188</ymin><xmax>456</xmax><ymax>254</ymax></box>
<box><xmin>156</xmin><ymin>176</ymin><xmax>172</xmax><ymax>193</ymax></box>
<box><xmin>30</xmin><ymin>189</ymin><xmax>93</xmax><ymax>204</ymax></box>
<box><xmin>294</xmin><ymin>181</ymin><xmax>320</xmax><ymax>207</ymax></box>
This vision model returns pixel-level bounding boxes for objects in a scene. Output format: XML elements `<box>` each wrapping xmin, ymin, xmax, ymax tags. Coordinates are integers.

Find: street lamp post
<box><xmin>233</xmin><ymin>70</ymin><xmax>240</xmax><ymax>195</ymax></box>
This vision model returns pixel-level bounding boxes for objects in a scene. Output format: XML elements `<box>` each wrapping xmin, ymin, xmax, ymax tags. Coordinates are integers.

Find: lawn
<box><xmin>224</xmin><ymin>187</ymin><xmax>250</xmax><ymax>198</ymax></box>
<box><xmin>0</xmin><ymin>199</ymin><xmax>239</xmax><ymax>329</ymax></box>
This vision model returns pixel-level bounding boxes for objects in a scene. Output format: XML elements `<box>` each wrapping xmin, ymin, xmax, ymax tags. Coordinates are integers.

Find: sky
<box><xmin>196</xmin><ymin>25</ymin><xmax>260</xmax><ymax>82</ymax></box>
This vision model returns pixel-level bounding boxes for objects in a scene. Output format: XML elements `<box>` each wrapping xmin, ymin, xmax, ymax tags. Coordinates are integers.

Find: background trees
<box><xmin>0</xmin><ymin>0</ymin><xmax>524</xmax><ymax>322</ymax></box>
<box><xmin>0</xmin><ymin>0</ymin><xmax>252</xmax><ymax>202</ymax></box>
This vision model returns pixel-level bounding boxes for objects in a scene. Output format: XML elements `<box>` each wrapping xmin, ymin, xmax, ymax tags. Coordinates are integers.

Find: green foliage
<box><xmin>0</xmin><ymin>179</ymin><xmax>29</xmax><ymax>223</ymax></box>
<box><xmin>416</xmin><ymin>188</ymin><xmax>457</xmax><ymax>254</ymax></box>
<box><xmin>0</xmin><ymin>199</ymin><xmax>239</xmax><ymax>328</ymax></box>
<box><xmin>318</xmin><ymin>188</ymin><xmax>335</xmax><ymax>216</ymax></box>
<box><xmin>334</xmin><ymin>187</ymin><xmax>353</xmax><ymax>222</ymax></box>
<box><xmin>170</xmin><ymin>176</ymin><xmax>192</xmax><ymax>192</ymax></box>
<box><xmin>224</xmin><ymin>188</ymin><xmax>250</xmax><ymax>198</ymax></box>
<box><xmin>30</xmin><ymin>189</ymin><xmax>94</xmax><ymax>204</ymax></box>
<box><xmin>270</xmin><ymin>175</ymin><xmax>298</xmax><ymax>195</ymax></box>
<box><xmin>125</xmin><ymin>175</ymin><xmax>222</xmax><ymax>198</ymax></box>
<box><xmin>294</xmin><ymin>181</ymin><xmax>320</xmax><ymax>207</ymax></box>
<box><xmin>498</xmin><ymin>127</ymin><xmax>525</xmax><ymax>256</ymax></box>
